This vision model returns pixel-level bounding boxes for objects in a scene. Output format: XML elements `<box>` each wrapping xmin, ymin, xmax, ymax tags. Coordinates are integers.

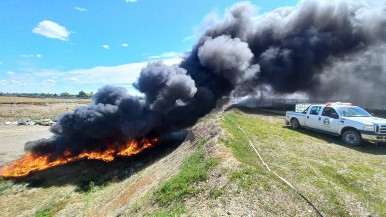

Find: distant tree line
<box><xmin>0</xmin><ymin>91</ymin><xmax>94</xmax><ymax>99</ymax></box>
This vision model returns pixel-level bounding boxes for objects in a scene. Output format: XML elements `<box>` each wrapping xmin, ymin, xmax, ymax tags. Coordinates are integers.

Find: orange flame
<box><xmin>0</xmin><ymin>138</ymin><xmax>157</xmax><ymax>178</ymax></box>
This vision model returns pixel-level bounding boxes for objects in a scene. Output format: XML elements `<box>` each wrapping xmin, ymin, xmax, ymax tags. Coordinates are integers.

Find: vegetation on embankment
<box><xmin>1</xmin><ymin>108</ymin><xmax>385</xmax><ymax>216</ymax></box>
<box><xmin>133</xmin><ymin>109</ymin><xmax>386</xmax><ymax>216</ymax></box>
<box><xmin>219</xmin><ymin>110</ymin><xmax>386</xmax><ymax>216</ymax></box>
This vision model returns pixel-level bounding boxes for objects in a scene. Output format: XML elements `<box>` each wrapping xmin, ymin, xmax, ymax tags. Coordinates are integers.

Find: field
<box><xmin>0</xmin><ymin>96</ymin><xmax>91</xmax><ymax>172</ymax></box>
<box><xmin>0</xmin><ymin>96</ymin><xmax>91</xmax><ymax>121</ymax></box>
<box><xmin>0</xmin><ymin>100</ymin><xmax>386</xmax><ymax>216</ymax></box>
<box><xmin>0</xmin><ymin>96</ymin><xmax>91</xmax><ymax>104</ymax></box>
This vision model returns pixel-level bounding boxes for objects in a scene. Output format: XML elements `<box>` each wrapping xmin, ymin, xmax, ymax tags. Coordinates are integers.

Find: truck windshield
<box><xmin>336</xmin><ymin>106</ymin><xmax>372</xmax><ymax>117</ymax></box>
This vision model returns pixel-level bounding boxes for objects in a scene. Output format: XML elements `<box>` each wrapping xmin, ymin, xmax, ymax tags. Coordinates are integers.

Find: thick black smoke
<box><xmin>27</xmin><ymin>0</ymin><xmax>386</xmax><ymax>156</ymax></box>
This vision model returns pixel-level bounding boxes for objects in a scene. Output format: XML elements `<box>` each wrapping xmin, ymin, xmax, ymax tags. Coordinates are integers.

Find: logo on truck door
<box><xmin>323</xmin><ymin>118</ymin><xmax>330</xmax><ymax>126</ymax></box>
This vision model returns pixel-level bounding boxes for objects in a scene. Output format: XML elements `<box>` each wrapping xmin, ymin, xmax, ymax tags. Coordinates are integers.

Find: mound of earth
<box><xmin>0</xmin><ymin>116</ymin><xmax>223</xmax><ymax>216</ymax></box>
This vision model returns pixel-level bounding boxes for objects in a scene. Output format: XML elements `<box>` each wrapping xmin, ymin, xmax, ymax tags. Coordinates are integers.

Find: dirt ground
<box><xmin>0</xmin><ymin>99</ymin><xmax>87</xmax><ymax>166</ymax></box>
<box><xmin>0</xmin><ymin>125</ymin><xmax>53</xmax><ymax>166</ymax></box>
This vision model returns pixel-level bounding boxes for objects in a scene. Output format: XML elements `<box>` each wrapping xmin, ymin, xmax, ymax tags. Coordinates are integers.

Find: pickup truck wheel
<box><xmin>342</xmin><ymin>130</ymin><xmax>363</xmax><ymax>146</ymax></box>
<box><xmin>290</xmin><ymin>118</ymin><xmax>300</xmax><ymax>130</ymax></box>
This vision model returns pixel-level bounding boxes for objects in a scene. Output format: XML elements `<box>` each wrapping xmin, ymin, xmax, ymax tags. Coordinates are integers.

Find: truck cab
<box><xmin>285</xmin><ymin>102</ymin><xmax>386</xmax><ymax>146</ymax></box>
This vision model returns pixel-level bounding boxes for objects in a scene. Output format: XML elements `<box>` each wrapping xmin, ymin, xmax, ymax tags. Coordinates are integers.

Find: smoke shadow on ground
<box><xmin>284</xmin><ymin>126</ymin><xmax>386</xmax><ymax>155</ymax></box>
<box><xmin>7</xmin><ymin>131</ymin><xmax>188</xmax><ymax>191</ymax></box>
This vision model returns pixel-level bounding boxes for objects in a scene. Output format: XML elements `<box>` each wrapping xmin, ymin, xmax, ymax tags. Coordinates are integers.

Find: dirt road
<box><xmin>0</xmin><ymin>125</ymin><xmax>53</xmax><ymax>166</ymax></box>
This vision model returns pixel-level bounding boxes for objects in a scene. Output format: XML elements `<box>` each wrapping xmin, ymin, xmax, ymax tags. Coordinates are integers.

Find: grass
<box><xmin>31</xmin><ymin>181</ymin><xmax>101</xmax><ymax>217</ymax></box>
<box><xmin>35</xmin><ymin>204</ymin><xmax>55</xmax><ymax>217</ymax></box>
<box><xmin>150</xmin><ymin>203</ymin><xmax>186</xmax><ymax>217</ymax></box>
<box><xmin>0</xmin><ymin>179</ymin><xmax>12</xmax><ymax>196</ymax></box>
<box><xmin>151</xmin><ymin>139</ymin><xmax>219</xmax><ymax>214</ymax></box>
<box><xmin>34</xmin><ymin>197</ymin><xmax>71</xmax><ymax>217</ymax></box>
<box><xmin>209</xmin><ymin>187</ymin><xmax>222</xmax><ymax>199</ymax></box>
<box><xmin>0</xmin><ymin>96</ymin><xmax>91</xmax><ymax>104</ymax></box>
<box><xmin>229</xmin><ymin>166</ymin><xmax>271</xmax><ymax>190</ymax></box>
<box><xmin>219</xmin><ymin>109</ymin><xmax>386</xmax><ymax>216</ymax></box>
<box><xmin>0</xmin><ymin>98</ymin><xmax>90</xmax><ymax>120</ymax></box>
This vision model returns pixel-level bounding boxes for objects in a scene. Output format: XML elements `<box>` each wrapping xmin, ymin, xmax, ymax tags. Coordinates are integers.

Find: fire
<box><xmin>0</xmin><ymin>137</ymin><xmax>157</xmax><ymax>178</ymax></box>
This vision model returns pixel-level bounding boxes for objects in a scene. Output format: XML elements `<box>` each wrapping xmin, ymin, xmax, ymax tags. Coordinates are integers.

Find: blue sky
<box><xmin>0</xmin><ymin>0</ymin><xmax>299</xmax><ymax>94</ymax></box>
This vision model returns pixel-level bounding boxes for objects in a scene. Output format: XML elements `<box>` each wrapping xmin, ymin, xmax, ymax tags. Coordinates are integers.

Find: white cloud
<box><xmin>102</xmin><ymin>44</ymin><xmax>110</xmax><ymax>49</ymax></box>
<box><xmin>11</xmin><ymin>80</ymin><xmax>26</xmax><ymax>86</ymax></box>
<box><xmin>22</xmin><ymin>54</ymin><xmax>34</xmax><ymax>58</ymax></box>
<box><xmin>32</xmin><ymin>20</ymin><xmax>71</xmax><ymax>41</ymax></box>
<box><xmin>1</xmin><ymin>58</ymin><xmax>182</xmax><ymax>93</ymax></box>
<box><xmin>32</xmin><ymin>58</ymin><xmax>182</xmax><ymax>87</ymax></box>
<box><xmin>126</xmin><ymin>0</ymin><xmax>138</xmax><ymax>3</ymax></box>
<box><xmin>146</xmin><ymin>52</ymin><xmax>183</xmax><ymax>60</ymax></box>
<box><xmin>6</xmin><ymin>71</ymin><xmax>16</xmax><ymax>75</ymax></box>
<box><xmin>121</xmin><ymin>43</ymin><xmax>129</xmax><ymax>47</ymax></box>
<box><xmin>42</xmin><ymin>79</ymin><xmax>56</xmax><ymax>86</ymax></box>
<box><xmin>182</xmin><ymin>35</ymin><xmax>195</xmax><ymax>42</ymax></box>
<box><xmin>65</xmin><ymin>77</ymin><xmax>80</xmax><ymax>84</ymax></box>
<box><xmin>66</xmin><ymin>58</ymin><xmax>182</xmax><ymax>84</ymax></box>
<box><xmin>75</xmin><ymin>7</ymin><xmax>88</xmax><ymax>12</ymax></box>
<box><xmin>21</xmin><ymin>54</ymin><xmax>42</xmax><ymax>59</ymax></box>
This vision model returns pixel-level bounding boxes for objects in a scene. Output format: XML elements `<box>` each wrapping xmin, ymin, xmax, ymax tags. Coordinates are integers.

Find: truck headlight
<box><xmin>363</xmin><ymin>125</ymin><xmax>374</xmax><ymax>131</ymax></box>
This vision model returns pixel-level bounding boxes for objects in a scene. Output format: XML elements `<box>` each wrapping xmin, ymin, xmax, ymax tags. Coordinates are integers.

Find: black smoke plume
<box><xmin>27</xmin><ymin>0</ymin><xmax>386</xmax><ymax>156</ymax></box>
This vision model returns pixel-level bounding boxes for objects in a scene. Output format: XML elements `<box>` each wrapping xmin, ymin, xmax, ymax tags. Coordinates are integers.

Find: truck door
<box><xmin>317</xmin><ymin>107</ymin><xmax>340</xmax><ymax>134</ymax></box>
<box><xmin>306</xmin><ymin>106</ymin><xmax>322</xmax><ymax>129</ymax></box>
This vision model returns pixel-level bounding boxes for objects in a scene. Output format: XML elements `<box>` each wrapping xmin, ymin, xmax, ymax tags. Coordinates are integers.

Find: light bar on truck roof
<box><xmin>325</xmin><ymin>102</ymin><xmax>352</xmax><ymax>106</ymax></box>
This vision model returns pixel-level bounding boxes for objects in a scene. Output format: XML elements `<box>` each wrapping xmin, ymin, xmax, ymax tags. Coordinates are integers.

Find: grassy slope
<box><xmin>133</xmin><ymin>109</ymin><xmax>386</xmax><ymax>216</ymax></box>
<box><xmin>148</xmin><ymin>139</ymin><xmax>219</xmax><ymax>216</ymax></box>
<box><xmin>220</xmin><ymin>109</ymin><xmax>386</xmax><ymax>216</ymax></box>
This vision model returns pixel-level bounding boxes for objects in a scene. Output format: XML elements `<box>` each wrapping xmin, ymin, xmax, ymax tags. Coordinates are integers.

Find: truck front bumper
<box><xmin>361</xmin><ymin>132</ymin><xmax>386</xmax><ymax>143</ymax></box>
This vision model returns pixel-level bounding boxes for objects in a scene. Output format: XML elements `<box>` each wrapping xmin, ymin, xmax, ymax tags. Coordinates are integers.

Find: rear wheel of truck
<box><xmin>342</xmin><ymin>130</ymin><xmax>363</xmax><ymax>146</ymax></box>
<box><xmin>290</xmin><ymin>118</ymin><xmax>300</xmax><ymax>130</ymax></box>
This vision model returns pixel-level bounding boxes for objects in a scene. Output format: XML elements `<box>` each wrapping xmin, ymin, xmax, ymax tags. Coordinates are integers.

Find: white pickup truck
<box><xmin>285</xmin><ymin>102</ymin><xmax>386</xmax><ymax>146</ymax></box>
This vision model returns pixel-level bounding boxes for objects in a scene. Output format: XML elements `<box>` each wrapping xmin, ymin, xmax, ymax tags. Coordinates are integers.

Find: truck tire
<box><xmin>342</xmin><ymin>130</ymin><xmax>363</xmax><ymax>146</ymax></box>
<box><xmin>290</xmin><ymin>118</ymin><xmax>300</xmax><ymax>130</ymax></box>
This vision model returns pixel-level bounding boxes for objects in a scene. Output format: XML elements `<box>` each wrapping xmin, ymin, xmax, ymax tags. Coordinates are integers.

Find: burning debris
<box><xmin>1</xmin><ymin>0</ymin><xmax>386</xmax><ymax>177</ymax></box>
<box><xmin>0</xmin><ymin>138</ymin><xmax>157</xmax><ymax>178</ymax></box>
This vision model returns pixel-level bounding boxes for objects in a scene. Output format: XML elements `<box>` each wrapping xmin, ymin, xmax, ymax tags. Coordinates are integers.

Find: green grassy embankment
<box><xmin>136</xmin><ymin>109</ymin><xmax>386</xmax><ymax>216</ymax></box>
<box><xmin>219</xmin><ymin>109</ymin><xmax>386</xmax><ymax>216</ymax></box>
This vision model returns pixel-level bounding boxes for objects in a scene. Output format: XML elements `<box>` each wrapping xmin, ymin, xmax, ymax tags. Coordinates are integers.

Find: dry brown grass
<box><xmin>0</xmin><ymin>97</ymin><xmax>91</xmax><ymax>121</ymax></box>
<box><xmin>0</xmin><ymin>96</ymin><xmax>91</xmax><ymax>104</ymax></box>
